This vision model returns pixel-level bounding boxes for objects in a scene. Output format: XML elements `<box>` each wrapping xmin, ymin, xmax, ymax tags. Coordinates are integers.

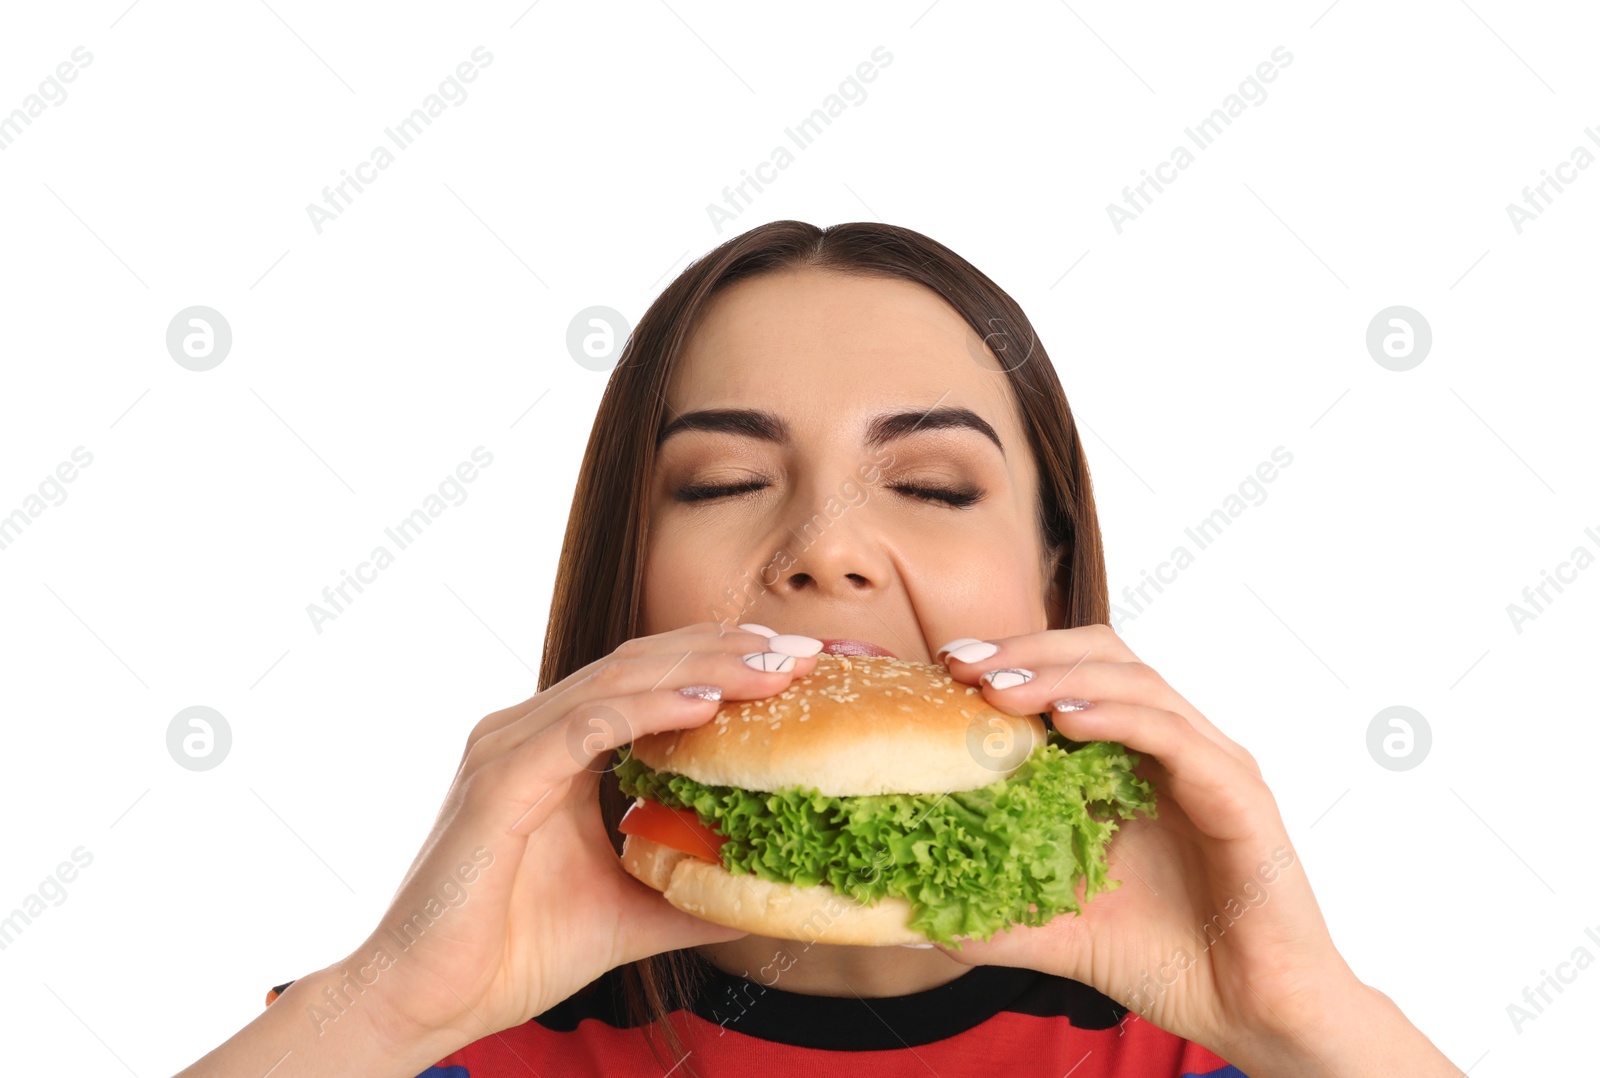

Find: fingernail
<box><xmin>743</xmin><ymin>651</ymin><xmax>796</xmax><ymax>672</ymax></box>
<box><xmin>767</xmin><ymin>633</ymin><xmax>822</xmax><ymax>657</ymax></box>
<box><xmin>678</xmin><ymin>684</ymin><xmax>723</xmax><ymax>701</ymax></box>
<box><xmin>1051</xmin><ymin>698</ymin><xmax>1095</xmax><ymax>712</ymax></box>
<box><xmin>981</xmin><ymin>667</ymin><xmax>1033</xmax><ymax>690</ymax></box>
<box><xmin>936</xmin><ymin>637</ymin><xmax>985</xmax><ymax>660</ymax></box>
<box><xmin>738</xmin><ymin>623</ymin><xmax>777</xmax><ymax>637</ymax></box>
<box><xmin>944</xmin><ymin>640</ymin><xmax>999</xmax><ymax>664</ymax></box>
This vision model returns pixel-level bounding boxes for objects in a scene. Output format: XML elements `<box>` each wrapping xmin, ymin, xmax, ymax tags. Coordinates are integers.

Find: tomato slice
<box><xmin>619</xmin><ymin>799</ymin><xmax>728</xmax><ymax>862</ymax></box>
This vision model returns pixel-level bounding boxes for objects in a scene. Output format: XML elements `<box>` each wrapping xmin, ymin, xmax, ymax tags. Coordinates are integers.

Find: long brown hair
<box><xmin>536</xmin><ymin>220</ymin><xmax>1110</xmax><ymax>1069</ymax></box>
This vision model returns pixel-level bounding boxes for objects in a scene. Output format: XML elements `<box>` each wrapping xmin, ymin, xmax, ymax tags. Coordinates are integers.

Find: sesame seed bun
<box><xmin>628</xmin><ymin>653</ymin><xmax>1047</xmax><ymax>796</ymax></box>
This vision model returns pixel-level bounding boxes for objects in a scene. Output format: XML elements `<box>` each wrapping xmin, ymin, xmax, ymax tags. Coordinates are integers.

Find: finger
<box><xmin>471</xmin><ymin>622</ymin><xmax>777</xmax><ymax>743</ymax></box>
<box><xmin>989</xmin><ymin>660</ymin><xmax>1257</xmax><ymax>774</ymax></box>
<box><xmin>611</xmin><ymin>881</ymin><xmax>751</xmax><ymax>966</ymax></box>
<box><xmin>949</xmin><ymin>649</ymin><xmax>1260</xmax><ymax>778</ymax></box>
<box><xmin>1047</xmin><ymin>699</ymin><xmax>1272</xmax><ymax>845</ymax></box>
<box><xmin>476</xmin><ymin>646</ymin><xmax>821</xmax><ymax>764</ymax></box>
<box><xmin>937</xmin><ymin>623</ymin><xmax>1140</xmax><ymax>667</ymax></box>
<box><xmin>476</xmin><ymin>622</ymin><xmax>766</xmax><ymax>739</ymax></box>
<box><xmin>485</xmin><ymin>686</ymin><xmax>729</xmax><ymax>837</ymax></box>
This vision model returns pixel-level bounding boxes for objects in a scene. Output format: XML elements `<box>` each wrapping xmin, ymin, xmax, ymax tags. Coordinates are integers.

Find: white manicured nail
<box><xmin>743</xmin><ymin>651</ymin><xmax>795</xmax><ymax>672</ymax></box>
<box><xmin>936</xmin><ymin>637</ymin><xmax>985</xmax><ymax>660</ymax></box>
<box><xmin>945</xmin><ymin>640</ymin><xmax>999</xmax><ymax>664</ymax></box>
<box><xmin>738</xmin><ymin>623</ymin><xmax>778</xmax><ymax>637</ymax></box>
<box><xmin>981</xmin><ymin>667</ymin><xmax>1034</xmax><ymax>690</ymax></box>
<box><xmin>768</xmin><ymin>633</ymin><xmax>822</xmax><ymax>657</ymax></box>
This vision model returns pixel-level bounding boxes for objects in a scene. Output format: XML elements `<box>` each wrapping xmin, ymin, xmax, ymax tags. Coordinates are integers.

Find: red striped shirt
<box><xmin>267</xmin><ymin>958</ymin><xmax>1246</xmax><ymax>1077</ymax></box>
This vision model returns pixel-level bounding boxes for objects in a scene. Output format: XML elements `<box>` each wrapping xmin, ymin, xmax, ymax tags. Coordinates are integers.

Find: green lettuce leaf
<box><xmin>615</xmin><ymin>734</ymin><xmax>1156</xmax><ymax>946</ymax></box>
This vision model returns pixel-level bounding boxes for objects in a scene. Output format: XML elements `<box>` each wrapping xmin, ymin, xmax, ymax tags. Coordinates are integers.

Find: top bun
<box><xmin>629</xmin><ymin>653</ymin><xmax>1046</xmax><ymax>796</ymax></box>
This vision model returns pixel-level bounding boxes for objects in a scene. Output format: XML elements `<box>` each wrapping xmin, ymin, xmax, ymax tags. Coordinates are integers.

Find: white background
<box><xmin>1</xmin><ymin>1</ymin><xmax>1596</xmax><ymax>1074</ymax></box>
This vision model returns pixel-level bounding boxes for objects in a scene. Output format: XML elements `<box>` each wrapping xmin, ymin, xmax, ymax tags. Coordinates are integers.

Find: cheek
<box><xmin>640</xmin><ymin>520</ymin><xmax>768</xmax><ymax>632</ymax></box>
<box><xmin>640</xmin><ymin>530</ymin><xmax>700</xmax><ymax>634</ymax></box>
<box><xmin>894</xmin><ymin>524</ymin><xmax>1047</xmax><ymax>637</ymax></box>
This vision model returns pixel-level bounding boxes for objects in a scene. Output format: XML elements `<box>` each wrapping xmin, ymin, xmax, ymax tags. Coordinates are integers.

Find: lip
<box><xmin>818</xmin><ymin>638</ymin><xmax>898</xmax><ymax>659</ymax></box>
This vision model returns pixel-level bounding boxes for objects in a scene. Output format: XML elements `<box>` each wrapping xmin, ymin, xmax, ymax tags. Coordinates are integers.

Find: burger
<box><xmin>615</xmin><ymin>650</ymin><xmax>1156</xmax><ymax>947</ymax></box>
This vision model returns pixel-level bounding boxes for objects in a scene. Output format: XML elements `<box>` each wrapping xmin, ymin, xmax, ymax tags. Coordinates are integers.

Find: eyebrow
<box><xmin>656</xmin><ymin>406</ymin><xmax>1005</xmax><ymax>457</ymax></box>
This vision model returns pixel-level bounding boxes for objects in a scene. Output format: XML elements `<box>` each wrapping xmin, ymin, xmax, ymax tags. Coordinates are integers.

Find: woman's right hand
<box><xmin>336</xmin><ymin>622</ymin><xmax>817</xmax><ymax>1054</ymax></box>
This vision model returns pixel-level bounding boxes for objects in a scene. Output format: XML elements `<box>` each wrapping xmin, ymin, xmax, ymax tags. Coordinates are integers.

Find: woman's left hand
<box><xmin>932</xmin><ymin>623</ymin><xmax>1361</xmax><ymax>1062</ymax></box>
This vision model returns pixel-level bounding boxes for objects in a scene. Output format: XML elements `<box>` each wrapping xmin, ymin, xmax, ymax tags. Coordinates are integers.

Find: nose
<box><xmin>774</xmin><ymin>499</ymin><xmax>890</xmax><ymax>600</ymax></box>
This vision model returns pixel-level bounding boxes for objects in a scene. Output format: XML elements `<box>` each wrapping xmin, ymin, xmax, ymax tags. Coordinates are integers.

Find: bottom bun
<box><xmin>620</xmin><ymin>834</ymin><xmax>929</xmax><ymax>947</ymax></box>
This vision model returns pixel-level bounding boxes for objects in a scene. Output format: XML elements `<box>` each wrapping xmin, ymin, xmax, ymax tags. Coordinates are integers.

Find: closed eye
<box><xmin>673</xmin><ymin>479</ymin><xmax>769</xmax><ymax>503</ymax></box>
<box><xmin>893</xmin><ymin>483</ymin><xmax>981</xmax><ymax>509</ymax></box>
<box><xmin>674</xmin><ymin>480</ymin><xmax>981</xmax><ymax>509</ymax></box>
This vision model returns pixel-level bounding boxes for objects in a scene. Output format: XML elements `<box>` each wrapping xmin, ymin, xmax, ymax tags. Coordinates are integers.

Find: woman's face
<box><xmin>641</xmin><ymin>267</ymin><xmax>1058</xmax><ymax>663</ymax></box>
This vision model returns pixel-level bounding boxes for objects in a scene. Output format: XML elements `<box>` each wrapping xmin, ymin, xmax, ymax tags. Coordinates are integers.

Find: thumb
<box><xmin>934</xmin><ymin>918</ymin><xmax>1073</xmax><ymax>971</ymax></box>
<box><xmin>612</xmin><ymin>884</ymin><xmax>749</xmax><ymax>966</ymax></box>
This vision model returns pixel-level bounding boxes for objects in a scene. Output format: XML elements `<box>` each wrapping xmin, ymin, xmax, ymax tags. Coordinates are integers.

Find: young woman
<box><xmin>176</xmin><ymin>221</ymin><xmax>1459</xmax><ymax>1077</ymax></box>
